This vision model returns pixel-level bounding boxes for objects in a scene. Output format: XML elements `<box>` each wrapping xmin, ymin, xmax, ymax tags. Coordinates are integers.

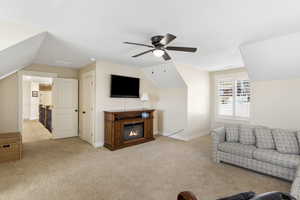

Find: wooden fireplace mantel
<box><xmin>104</xmin><ymin>109</ymin><xmax>155</xmax><ymax>150</ymax></box>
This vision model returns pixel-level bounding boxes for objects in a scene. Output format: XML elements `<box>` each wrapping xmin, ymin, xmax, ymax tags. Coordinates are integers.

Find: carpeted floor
<box><xmin>0</xmin><ymin>121</ymin><xmax>290</xmax><ymax>200</ymax></box>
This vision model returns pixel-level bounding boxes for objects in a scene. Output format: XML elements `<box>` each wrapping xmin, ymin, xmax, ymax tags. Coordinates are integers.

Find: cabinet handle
<box><xmin>75</xmin><ymin>109</ymin><xmax>78</xmax><ymax>112</ymax></box>
<box><xmin>82</xmin><ymin>111</ymin><xmax>86</xmax><ymax>114</ymax></box>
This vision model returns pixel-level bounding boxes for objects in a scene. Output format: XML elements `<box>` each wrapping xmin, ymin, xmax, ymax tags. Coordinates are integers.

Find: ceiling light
<box><xmin>153</xmin><ymin>49</ymin><xmax>164</xmax><ymax>57</ymax></box>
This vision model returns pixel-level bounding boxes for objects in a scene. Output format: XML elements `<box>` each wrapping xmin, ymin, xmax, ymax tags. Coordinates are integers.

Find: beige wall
<box><xmin>95</xmin><ymin>60</ymin><xmax>159</xmax><ymax>146</ymax></box>
<box><xmin>156</xmin><ymin>88</ymin><xmax>188</xmax><ymax>135</ymax></box>
<box><xmin>251</xmin><ymin>79</ymin><xmax>300</xmax><ymax>130</ymax></box>
<box><xmin>176</xmin><ymin>64</ymin><xmax>211</xmax><ymax>136</ymax></box>
<box><xmin>0</xmin><ymin>73</ymin><xmax>19</xmax><ymax>133</ymax></box>
<box><xmin>210</xmin><ymin>67</ymin><xmax>300</xmax><ymax>130</ymax></box>
<box><xmin>24</xmin><ymin>64</ymin><xmax>79</xmax><ymax>79</ymax></box>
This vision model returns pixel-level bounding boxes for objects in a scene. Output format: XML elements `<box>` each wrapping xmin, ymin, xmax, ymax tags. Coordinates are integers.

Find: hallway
<box><xmin>22</xmin><ymin>120</ymin><xmax>52</xmax><ymax>143</ymax></box>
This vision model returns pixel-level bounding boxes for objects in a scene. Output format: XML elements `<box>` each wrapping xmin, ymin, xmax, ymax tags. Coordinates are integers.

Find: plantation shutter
<box><xmin>217</xmin><ymin>79</ymin><xmax>233</xmax><ymax>116</ymax></box>
<box><xmin>235</xmin><ymin>80</ymin><xmax>251</xmax><ymax>117</ymax></box>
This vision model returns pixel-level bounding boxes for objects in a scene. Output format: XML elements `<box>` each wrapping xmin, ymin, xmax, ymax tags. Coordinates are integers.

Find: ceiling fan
<box><xmin>124</xmin><ymin>33</ymin><xmax>197</xmax><ymax>61</ymax></box>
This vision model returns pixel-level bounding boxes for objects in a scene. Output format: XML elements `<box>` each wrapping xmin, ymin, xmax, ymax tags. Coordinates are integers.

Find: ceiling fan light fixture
<box><xmin>153</xmin><ymin>49</ymin><xmax>164</xmax><ymax>57</ymax></box>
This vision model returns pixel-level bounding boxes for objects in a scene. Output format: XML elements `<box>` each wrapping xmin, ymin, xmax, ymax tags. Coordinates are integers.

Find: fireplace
<box><xmin>104</xmin><ymin>110</ymin><xmax>155</xmax><ymax>150</ymax></box>
<box><xmin>124</xmin><ymin>122</ymin><xmax>144</xmax><ymax>141</ymax></box>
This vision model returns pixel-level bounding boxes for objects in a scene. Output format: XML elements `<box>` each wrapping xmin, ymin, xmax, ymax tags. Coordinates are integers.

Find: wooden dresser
<box><xmin>0</xmin><ymin>132</ymin><xmax>22</xmax><ymax>163</ymax></box>
<box><xmin>104</xmin><ymin>110</ymin><xmax>155</xmax><ymax>150</ymax></box>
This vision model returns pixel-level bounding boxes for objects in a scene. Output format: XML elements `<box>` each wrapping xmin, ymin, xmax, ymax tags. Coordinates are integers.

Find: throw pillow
<box><xmin>239</xmin><ymin>125</ymin><xmax>255</xmax><ymax>145</ymax></box>
<box><xmin>225</xmin><ymin>124</ymin><xmax>239</xmax><ymax>142</ymax></box>
<box><xmin>272</xmin><ymin>129</ymin><xmax>299</xmax><ymax>154</ymax></box>
<box><xmin>254</xmin><ymin>127</ymin><xmax>275</xmax><ymax>149</ymax></box>
<box><xmin>297</xmin><ymin>131</ymin><xmax>300</xmax><ymax>149</ymax></box>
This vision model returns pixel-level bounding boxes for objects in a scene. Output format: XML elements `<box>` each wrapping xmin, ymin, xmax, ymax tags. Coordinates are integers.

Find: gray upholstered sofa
<box><xmin>211</xmin><ymin>124</ymin><xmax>300</xmax><ymax>199</ymax></box>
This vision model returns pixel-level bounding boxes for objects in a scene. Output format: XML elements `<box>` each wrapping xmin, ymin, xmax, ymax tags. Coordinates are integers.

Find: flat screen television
<box><xmin>110</xmin><ymin>75</ymin><xmax>140</xmax><ymax>98</ymax></box>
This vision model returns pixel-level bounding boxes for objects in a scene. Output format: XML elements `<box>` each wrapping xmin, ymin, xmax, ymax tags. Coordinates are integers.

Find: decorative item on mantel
<box><xmin>140</xmin><ymin>92</ymin><xmax>150</xmax><ymax>118</ymax></box>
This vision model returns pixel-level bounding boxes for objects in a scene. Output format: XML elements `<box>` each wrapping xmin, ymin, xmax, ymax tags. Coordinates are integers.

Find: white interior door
<box><xmin>80</xmin><ymin>71</ymin><xmax>95</xmax><ymax>144</ymax></box>
<box><xmin>52</xmin><ymin>78</ymin><xmax>78</xmax><ymax>139</ymax></box>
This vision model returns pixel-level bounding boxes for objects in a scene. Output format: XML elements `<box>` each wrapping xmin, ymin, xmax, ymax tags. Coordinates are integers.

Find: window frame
<box><xmin>214</xmin><ymin>72</ymin><xmax>251</xmax><ymax>122</ymax></box>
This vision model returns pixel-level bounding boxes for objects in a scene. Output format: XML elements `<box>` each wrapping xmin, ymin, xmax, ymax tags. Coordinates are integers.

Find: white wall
<box><xmin>176</xmin><ymin>64</ymin><xmax>211</xmax><ymax>136</ymax></box>
<box><xmin>94</xmin><ymin>60</ymin><xmax>159</xmax><ymax>147</ymax></box>
<box><xmin>22</xmin><ymin>80</ymin><xmax>31</xmax><ymax>119</ymax></box>
<box><xmin>30</xmin><ymin>82</ymin><xmax>39</xmax><ymax>120</ymax></box>
<box><xmin>39</xmin><ymin>91</ymin><xmax>52</xmax><ymax>105</ymax></box>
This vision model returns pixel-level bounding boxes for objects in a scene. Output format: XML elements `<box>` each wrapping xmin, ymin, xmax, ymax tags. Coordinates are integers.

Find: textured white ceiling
<box><xmin>1</xmin><ymin>0</ymin><xmax>300</xmax><ymax>69</ymax></box>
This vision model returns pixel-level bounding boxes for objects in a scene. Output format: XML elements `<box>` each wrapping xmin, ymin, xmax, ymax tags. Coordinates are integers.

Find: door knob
<box><xmin>82</xmin><ymin>111</ymin><xmax>86</xmax><ymax>114</ymax></box>
<box><xmin>75</xmin><ymin>109</ymin><xmax>78</xmax><ymax>112</ymax></box>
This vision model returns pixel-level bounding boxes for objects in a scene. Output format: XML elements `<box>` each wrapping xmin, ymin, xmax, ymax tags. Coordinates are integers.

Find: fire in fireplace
<box><xmin>124</xmin><ymin>122</ymin><xmax>144</xmax><ymax>141</ymax></box>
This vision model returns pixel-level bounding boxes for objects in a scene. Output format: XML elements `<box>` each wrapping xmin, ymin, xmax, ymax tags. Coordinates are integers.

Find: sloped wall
<box><xmin>0</xmin><ymin>21</ymin><xmax>44</xmax><ymax>52</ymax></box>
<box><xmin>142</xmin><ymin>63</ymin><xmax>188</xmax><ymax>136</ymax></box>
<box><xmin>142</xmin><ymin>63</ymin><xmax>211</xmax><ymax>139</ymax></box>
<box><xmin>241</xmin><ymin>32</ymin><xmax>300</xmax><ymax>81</ymax></box>
<box><xmin>0</xmin><ymin>32</ymin><xmax>46</xmax><ymax>79</ymax></box>
<box><xmin>176</xmin><ymin>64</ymin><xmax>210</xmax><ymax>137</ymax></box>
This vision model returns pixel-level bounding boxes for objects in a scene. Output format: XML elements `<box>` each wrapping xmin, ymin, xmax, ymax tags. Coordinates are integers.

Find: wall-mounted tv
<box><xmin>110</xmin><ymin>75</ymin><xmax>140</xmax><ymax>98</ymax></box>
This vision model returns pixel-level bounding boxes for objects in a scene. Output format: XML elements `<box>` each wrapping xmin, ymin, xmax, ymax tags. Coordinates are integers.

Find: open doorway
<box><xmin>19</xmin><ymin>70</ymin><xmax>79</xmax><ymax>143</ymax></box>
<box><xmin>22</xmin><ymin>75</ymin><xmax>53</xmax><ymax>143</ymax></box>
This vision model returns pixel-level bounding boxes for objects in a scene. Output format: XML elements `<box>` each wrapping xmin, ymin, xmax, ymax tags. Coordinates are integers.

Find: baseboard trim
<box><xmin>93</xmin><ymin>142</ymin><xmax>104</xmax><ymax>148</ymax></box>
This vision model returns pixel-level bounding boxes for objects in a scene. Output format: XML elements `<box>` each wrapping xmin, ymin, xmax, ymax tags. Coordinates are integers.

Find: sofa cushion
<box><xmin>272</xmin><ymin>129</ymin><xmax>299</xmax><ymax>154</ymax></box>
<box><xmin>254</xmin><ymin>128</ymin><xmax>275</xmax><ymax>149</ymax></box>
<box><xmin>239</xmin><ymin>125</ymin><xmax>255</xmax><ymax>145</ymax></box>
<box><xmin>253</xmin><ymin>149</ymin><xmax>300</xmax><ymax>169</ymax></box>
<box><xmin>291</xmin><ymin>175</ymin><xmax>300</xmax><ymax>200</ymax></box>
<box><xmin>218</xmin><ymin>142</ymin><xmax>256</xmax><ymax>159</ymax></box>
<box><xmin>225</xmin><ymin>124</ymin><xmax>239</xmax><ymax>142</ymax></box>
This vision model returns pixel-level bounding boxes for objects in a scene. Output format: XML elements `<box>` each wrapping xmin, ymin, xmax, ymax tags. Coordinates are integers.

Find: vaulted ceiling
<box><xmin>1</xmin><ymin>0</ymin><xmax>300</xmax><ymax>81</ymax></box>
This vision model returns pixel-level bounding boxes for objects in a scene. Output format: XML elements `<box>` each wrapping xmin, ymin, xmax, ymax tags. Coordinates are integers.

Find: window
<box><xmin>216</xmin><ymin>73</ymin><xmax>250</xmax><ymax>120</ymax></box>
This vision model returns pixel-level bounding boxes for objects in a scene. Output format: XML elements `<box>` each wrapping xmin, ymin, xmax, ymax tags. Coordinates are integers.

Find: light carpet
<box><xmin>0</xmin><ymin>121</ymin><xmax>290</xmax><ymax>200</ymax></box>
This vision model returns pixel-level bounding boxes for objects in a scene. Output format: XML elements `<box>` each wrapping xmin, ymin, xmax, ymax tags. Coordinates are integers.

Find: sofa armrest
<box><xmin>291</xmin><ymin>166</ymin><xmax>300</xmax><ymax>200</ymax></box>
<box><xmin>211</xmin><ymin>127</ymin><xmax>226</xmax><ymax>163</ymax></box>
<box><xmin>211</xmin><ymin>127</ymin><xmax>226</xmax><ymax>144</ymax></box>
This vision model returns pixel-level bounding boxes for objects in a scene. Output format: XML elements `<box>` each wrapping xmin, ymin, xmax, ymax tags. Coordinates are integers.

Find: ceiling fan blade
<box><xmin>132</xmin><ymin>49</ymin><xmax>154</xmax><ymax>57</ymax></box>
<box><xmin>162</xmin><ymin>51</ymin><xmax>171</xmax><ymax>61</ymax></box>
<box><xmin>124</xmin><ymin>42</ymin><xmax>153</xmax><ymax>48</ymax></box>
<box><xmin>166</xmin><ymin>46</ymin><xmax>197</xmax><ymax>52</ymax></box>
<box><xmin>160</xmin><ymin>33</ymin><xmax>177</xmax><ymax>45</ymax></box>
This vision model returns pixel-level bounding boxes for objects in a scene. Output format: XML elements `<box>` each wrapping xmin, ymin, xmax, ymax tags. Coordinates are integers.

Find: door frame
<box><xmin>79</xmin><ymin>70</ymin><xmax>96</xmax><ymax>146</ymax></box>
<box><xmin>17</xmin><ymin>70</ymin><xmax>58</xmax><ymax>133</ymax></box>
